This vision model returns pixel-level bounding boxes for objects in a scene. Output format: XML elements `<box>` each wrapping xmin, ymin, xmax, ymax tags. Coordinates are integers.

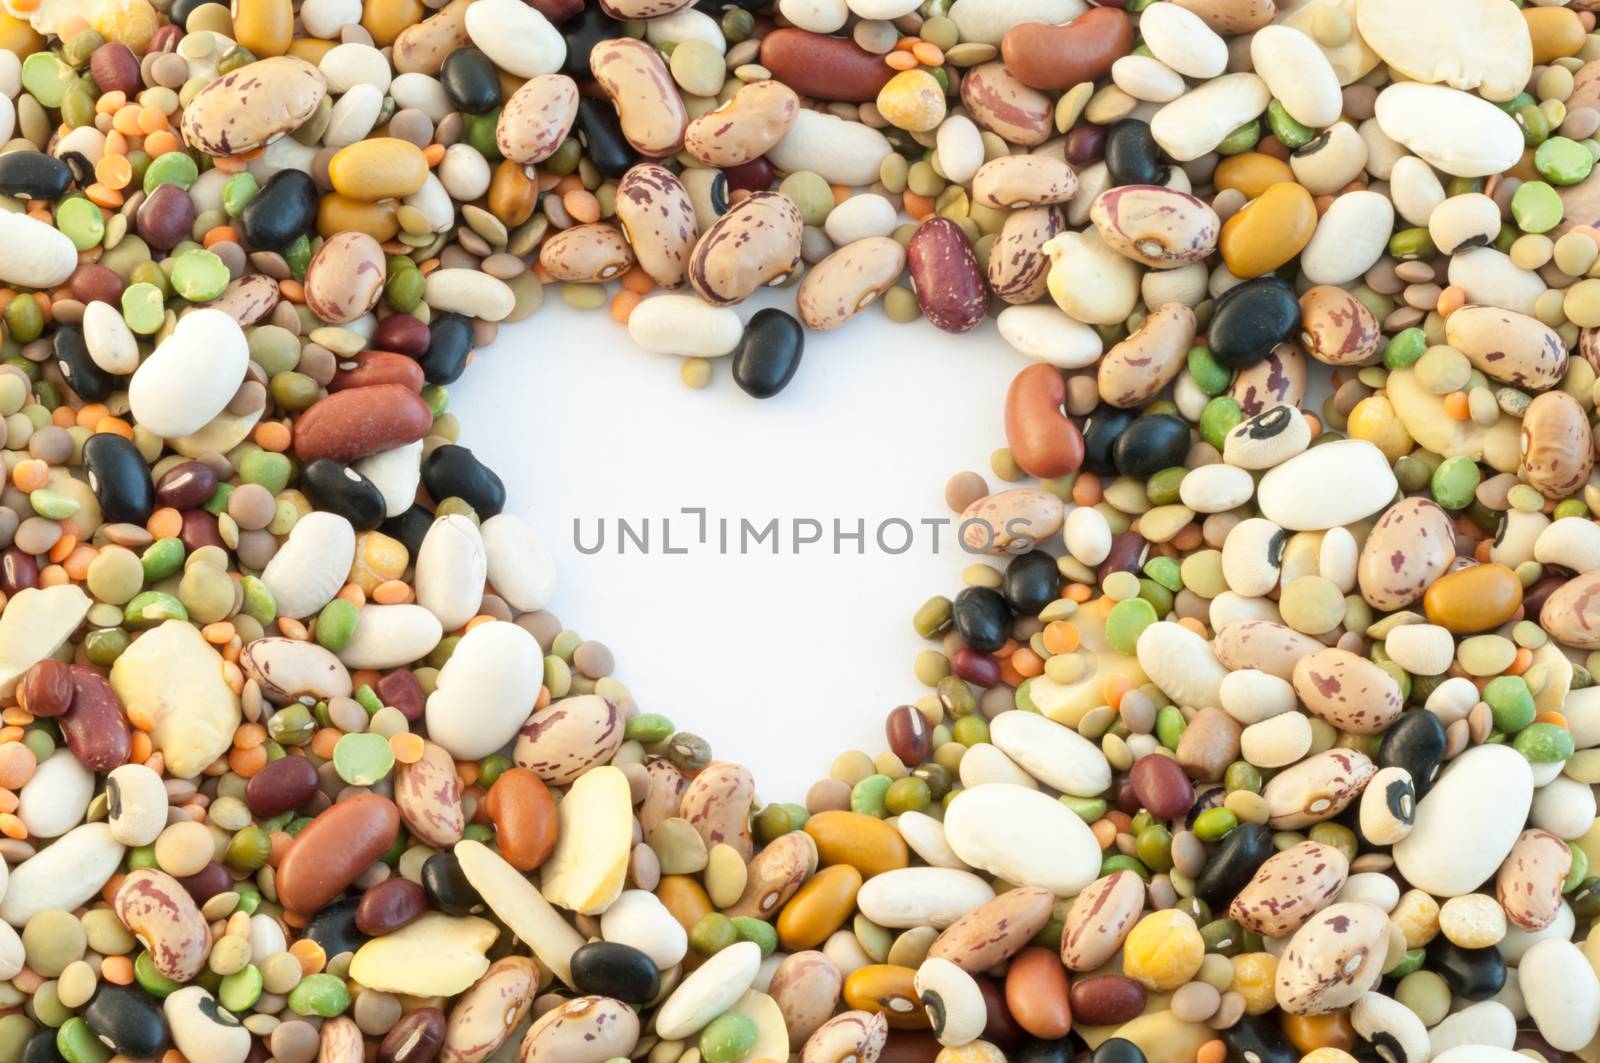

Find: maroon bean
<box><xmin>378</xmin><ymin>1007</ymin><xmax>446</xmax><ymax>1063</ymax></box>
<box><xmin>1129</xmin><ymin>753</ymin><xmax>1195</xmax><ymax>819</ymax></box>
<box><xmin>156</xmin><ymin>462</ymin><xmax>218</xmax><ymax>510</ymax></box>
<box><xmin>907</xmin><ymin>218</ymin><xmax>987</xmax><ymax>334</ymax></box>
<box><xmin>376</xmin><ymin>669</ymin><xmax>426</xmax><ymax>722</ymax></box>
<box><xmin>526</xmin><ymin>0</ymin><xmax>582</xmax><ymax>21</ymax></box>
<box><xmin>879</xmin><ymin>1032</ymin><xmax>942</xmax><ymax>1063</ymax></box>
<box><xmin>245</xmin><ymin>753</ymin><xmax>321</xmax><ymax>817</ymax></box>
<box><xmin>19</xmin><ymin>659</ymin><xmax>73</xmax><ymax>718</ymax></box>
<box><xmin>978</xmin><ymin>976</ymin><xmax>1027</xmax><ymax>1053</ymax></box>
<box><xmin>148</xmin><ymin>23</ymin><xmax>181</xmax><ymax>53</ymax></box>
<box><xmin>1097</xmin><ymin>530</ymin><xmax>1149</xmax><ymax>581</ymax></box>
<box><xmin>1</xmin><ymin>547</ymin><xmax>38</xmax><ymax>595</ymax></box>
<box><xmin>723</xmin><ymin>158</ymin><xmax>775</xmax><ymax>194</ymax></box>
<box><xmin>355</xmin><ymin>877</ymin><xmax>427</xmax><ymax>936</ymax></box>
<box><xmin>69</xmin><ymin>263</ymin><xmax>125</xmax><ymax>305</ymax></box>
<box><xmin>1068</xmin><ymin>974</ymin><xmax>1147</xmax><ymax>1025</ymax></box>
<box><xmin>1523</xmin><ymin>574</ymin><xmax>1568</xmax><ymax>619</ymax></box>
<box><xmin>1066</xmin><ymin>123</ymin><xmax>1107</xmax><ymax>166</ymax></box>
<box><xmin>370</xmin><ymin>314</ymin><xmax>430</xmax><ymax>358</ymax></box>
<box><xmin>758</xmin><ymin>29</ymin><xmax>894</xmax><ymax>102</ymax></box>
<box><xmin>331</xmin><ymin>350</ymin><xmax>426</xmax><ymax>393</ymax></box>
<box><xmin>136</xmin><ymin>184</ymin><xmax>196</xmax><ymax>251</ymax></box>
<box><xmin>179</xmin><ymin>509</ymin><xmax>223</xmax><ymax>553</ymax></box>
<box><xmin>89</xmin><ymin>42</ymin><xmax>141</xmax><ymax>95</ymax></box>
<box><xmin>60</xmin><ymin>666</ymin><xmax>132</xmax><ymax>772</ymax></box>
<box><xmin>176</xmin><ymin>861</ymin><xmax>233</xmax><ymax>905</ymax></box>
<box><xmin>951</xmin><ymin>647</ymin><xmax>1001</xmax><ymax>688</ymax></box>
<box><xmin>885</xmin><ymin>704</ymin><xmax>932</xmax><ymax>766</ymax></box>
<box><xmin>293</xmin><ymin>384</ymin><xmax>434</xmax><ymax>463</ymax></box>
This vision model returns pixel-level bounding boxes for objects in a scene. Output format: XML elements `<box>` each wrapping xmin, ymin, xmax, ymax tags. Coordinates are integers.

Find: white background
<box><xmin>452</xmin><ymin>287</ymin><xmax>1031</xmax><ymax>801</ymax></box>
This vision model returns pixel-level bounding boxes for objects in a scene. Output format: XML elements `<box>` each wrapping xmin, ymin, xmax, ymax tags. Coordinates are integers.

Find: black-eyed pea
<box><xmin>496</xmin><ymin>75</ymin><xmax>580</xmax><ymax>165</ymax></box>
<box><xmin>1088</xmin><ymin>184</ymin><xmax>1221</xmax><ymax>267</ymax></box>
<box><xmin>687</xmin><ymin>192</ymin><xmax>805</xmax><ymax>306</ymax></box>
<box><xmin>987</xmin><ymin>206</ymin><xmax>1063</xmax><ymax>306</ymax></box>
<box><xmin>590</xmin><ymin>37</ymin><xmax>689</xmax><ymax>158</ymax></box>
<box><xmin>683</xmin><ymin>80</ymin><xmax>801</xmax><ymax>167</ymax></box>
<box><xmin>538</xmin><ymin>224</ymin><xmax>636</xmax><ymax>284</ymax></box>
<box><xmin>1357</xmin><ymin>765</ymin><xmax>1416</xmax><ymax>847</ymax></box>
<box><xmin>914</xmin><ymin>957</ymin><xmax>986</xmax><ymax>1047</ymax></box>
<box><xmin>796</xmin><ymin>237</ymin><xmax>906</xmax><ymax>331</ymax></box>
<box><xmin>970</xmin><ymin>155</ymin><xmax>1078</xmax><ymax>209</ymax></box>
<box><xmin>615</xmin><ymin>164</ymin><xmax>698</xmax><ymax>289</ymax></box>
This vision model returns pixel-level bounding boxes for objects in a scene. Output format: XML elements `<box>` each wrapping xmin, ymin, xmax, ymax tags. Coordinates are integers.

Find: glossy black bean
<box><xmin>732</xmin><ymin>308</ymin><xmax>804</xmax><ymax>399</ymax></box>
<box><xmin>1111</xmin><ymin>413</ymin><xmax>1191</xmax><ymax>479</ymax></box>
<box><xmin>1377</xmin><ymin>709</ymin><xmax>1448</xmax><ymax>796</ymax></box>
<box><xmin>419</xmin><ymin>312</ymin><xmax>474</xmax><ymax>385</ymax></box>
<box><xmin>575</xmin><ymin>96</ymin><xmax>639</xmax><ymax>178</ymax></box>
<box><xmin>54</xmin><ymin>324</ymin><xmax>115</xmax><ymax>403</ymax></box>
<box><xmin>21</xmin><ymin>1030</ymin><xmax>66</xmax><ymax>1063</ymax></box>
<box><xmin>422</xmin><ymin>445</ymin><xmax>505</xmax><ymax>518</ymax></box>
<box><xmin>1426</xmin><ymin>937</ymin><xmax>1505</xmax><ymax>1000</ymax></box>
<box><xmin>155</xmin><ymin>461</ymin><xmax>218</xmax><ymax>511</ymax></box>
<box><xmin>383</xmin><ymin>504</ymin><xmax>435</xmax><ymax>560</ymax></box>
<box><xmin>1011</xmin><ymin>1038</ymin><xmax>1081</xmax><ymax>1063</ymax></box>
<box><xmin>1207</xmin><ymin>277</ymin><xmax>1301</xmax><ymax>370</ymax></box>
<box><xmin>59</xmin><ymin>151</ymin><xmax>94</xmax><ymax>189</ymax></box>
<box><xmin>953</xmin><ymin>587</ymin><xmax>1012</xmax><ymax>653</ymax></box>
<box><xmin>1003</xmin><ymin>549</ymin><xmax>1062</xmax><ymax>615</ymax></box>
<box><xmin>422</xmin><ymin>852</ymin><xmax>486</xmax><ymax>917</ymax></box>
<box><xmin>136</xmin><ymin>183</ymin><xmax>196</xmax><ymax>251</ymax></box>
<box><xmin>300</xmin><ymin>459</ymin><xmax>387</xmax><ymax>532</ymax></box>
<box><xmin>1079</xmin><ymin>404</ymin><xmax>1137</xmax><ymax>476</ymax></box>
<box><xmin>562</xmin><ymin>5</ymin><xmax>624</xmax><ymax>78</ymax></box>
<box><xmin>1103</xmin><ymin>120</ymin><xmax>1165</xmax><ymax>186</ymax></box>
<box><xmin>84</xmin><ymin>985</ymin><xmax>169</xmax><ymax>1059</ymax></box>
<box><xmin>0</xmin><ymin>151</ymin><xmax>71</xmax><ymax>200</ymax></box>
<box><xmin>1193</xmin><ymin>822</ymin><xmax>1274</xmax><ymax>908</ymax></box>
<box><xmin>1090</xmin><ymin>1038</ymin><xmax>1147</xmax><ymax>1063</ymax></box>
<box><xmin>440</xmin><ymin>48</ymin><xmax>501</xmax><ymax>114</ymax></box>
<box><xmin>1221</xmin><ymin>1015</ymin><xmax>1295</xmax><ymax>1063</ymax></box>
<box><xmin>169</xmin><ymin>0</ymin><xmax>214</xmax><ymax>24</ymax></box>
<box><xmin>570</xmin><ymin>941</ymin><xmax>661</xmax><ymax>1004</ymax></box>
<box><xmin>303</xmin><ymin>897</ymin><xmax>368</xmax><ymax>960</ymax></box>
<box><xmin>241</xmin><ymin>169</ymin><xmax>320</xmax><ymax>251</ymax></box>
<box><xmin>82</xmin><ymin>432</ymin><xmax>155</xmax><ymax>524</ymax></box>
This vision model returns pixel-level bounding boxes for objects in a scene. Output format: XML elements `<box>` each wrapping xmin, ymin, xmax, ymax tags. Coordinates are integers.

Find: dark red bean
<box><xmin>951</xmin><ymin>647</ymin><xmax>1001</xmax><ymax>688</ymax></box>
<box><xmin>176</xmin><ymin>862</ymin><xmax>233</xmax><ymax>905</ymax></box>
<box><xmin>179</xmin><ymin>509</ymin><xmax>223</xmax><ymax>553</ymax></box>
<box><xmin>136</xmin><ymin>184</ymin><xmax>196</xmax><ymax>251</ymax></box>
<box><xmin>69</xmin><ymin>263</ymin><xmax>125</xmax><ymax>305</ymax></box>
<box><xmin>355</xmin><ymin>877</ymin><xmax>427</xmax><ymax>936</ymax></box>
<box><xmin>1</xmin><ymin>547</ymin><xmax>39</xmax><ymax>595</ymax></box>
<box><xmin>376</xmin><ymin>669</ymin><xmax>425</xmax><ymax>722</ymax></box>
<box><xmin>378</xmin><ymin>1007</ymin><xmax>446</xmax><ymax>1063</ymax></box>
<box><xmin>1066</xmin><ymin>123</ymin><xmax>1107</xmax><ymax>166</ymax></box>
<box><xmin>155</xmin><ymin>462</ymin><xmax>218</xmax><ymax>510</ymax></box>
<box><xmin>370</xmin><ymin>314</ymin><xmax>430</xmax><ymax>359</ymax></box>
<box><xmin>19</xmin><ymin>659</ymin><xmax>73</xmax><ymax>718</ymax></box>
<box><xmin>331</xmin><ymin>350</ymin><xmax>425</xmax><ymax>393</ymax></box>
<box><xmin>1068</xmin><ymin>975</ymin><xmax>1146</xmax><ymax>1026</ymax></box>
<box><xmin>245</xmin><ymin>754</ymin><xmax>321</xmax><ymax>817</ymax></box>
<box><xmin>89</xmin><ymin>42</ymin><xmax>140</xmax><ymax>95</ymax></box>
<box><xmin>60</xmin><ymin>666</ymin><xmax>132</xmax><ymax>772</ymax></box>
<box><xmin>1097</xmin><ymin>530</ymin><xmax>1149</xmax><ymax>582</ymax></box>
<box><xmin>758</xmin><ymin>28</ymin><xmax>894</xmax><ymax>102</ymax></box>
<box><xmin>979</xmin><ymin>975</ymin><xmax>1027</xmax><ymax>1053</ymax></box>
<box><xmin>1129</xmin><ymin>754</ymin><xmax>1195</xmax><ymax>819</ymax></box>
<box><xmin>723</xmin><ymin>157</ymin><xmax>775</xmax><ymax>194</ymax></box>
<box><xmin>885</xmin><ymin>704</ymin><xmax>932</xmax><ymax>766</ymax></box>
<box><xmin>878</xmin><ymin>1032</ymin><xmax>941</xmax><ymax>1063</ymax></box>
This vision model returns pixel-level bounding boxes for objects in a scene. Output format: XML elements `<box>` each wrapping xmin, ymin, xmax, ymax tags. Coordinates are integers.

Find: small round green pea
<box><xmin>850</xmin><ymin>773</ymin><xmax>894</xmax><ymax>817</ymax></box>
<box><xmin>1192</xmin><ymin>807</ymin><xmax>1238</xmax><ymax>842</ymax></box>
<box><xmin>287</xmin><ymin>973</ymin><xmax>350</xmax><ymax>1017</ymax></box>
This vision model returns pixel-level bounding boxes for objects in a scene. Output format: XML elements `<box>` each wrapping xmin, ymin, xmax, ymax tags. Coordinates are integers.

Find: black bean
<box><xmin>300</xmin><ymin>459</ymin><xmax>387</xmax><ymax>532</ymax></box>
<box><xmin>169</xmin><ymin>0</ymin><xmax>215</xmax><ymax>24</ymax></box>
<box><xmin>83</xmin><ymin>985</ymin><xmax>169</xmax><ymax>1059</ymax></box>
<box><xmin>1089</xmin><ymin>1038</ymin><xmax>1148</xmax><ymax>1063</ymax></box>
<box><xmin>82</xmin><ymin>432</ymin><xmax>156</xmax><ymax>525</ymax></box>
<box><xmin>1426</xmin><ymin>937</ymin><xmax>1506</xmax><ymax>1000</ymax></box>
<box><xmin>732</xmin><ymin>308</ymin><xmax>804</xmax><ymax>399</ymax></box>
<box><xmin>419</xmin><ymin>313</ymin><xmax>474</xmax><ymax>385</ymax></box>
<box><xmin>575</xmin><ymin>96</ymin><xmax>639</xmax><ymax>178</ymax></box>
<box><xmin>1079</xmin><ymin>404</ymin><xmax>1137</xmax><ymax>476</ymax></box>
<box><xmin>1192</xmin><ymin>822</ymin><xmax>1274</xmax><ymax>909</ymax></box>
<box><xmin>22</xmin><ymin>1030</ymin><xmax>66</xmax><ymax>1063</ymax></box>
<box><xmin>383</xmin><ymin>504</ymin><xmax>435</xmax><ymax>560</ymax></box>
<box><xmin>54</xmin><ymin>324</ymin><xmax>115</xmax><ymax>403</ymax></box>
<box><xmin>1378</xmin><ymin>709</ymin><xmax>1448</xmax><ymax>797</ymax></box>
<box><xmin>570</xmin><ymin>941</ymin><xmax>662</xmax><ymax>1004</ymax></box>
<box><xmin>1220</xmin><ymin>1015</ymin><xmax>1296</xmax><ymax>1063</ymax></box>
<box><xmin>241</xmin><ymin>169</ymin><xmax>320</xmax><ymax>251</ymax></box>
<box><xmin>562</xmin><ymin>5</ymin><xmax>624</xmax><ymax>78</ymax></box>
<box><xmin>1111</xmin><ymin>413</ymin><xmax>1191</xmax><ymax>479</ymax></box>
<box><xmin>421</xmin><ymin>852</ymin><xmax>486</xmax><ymax>917</ymax></box>
<box><xmin>1103</xmin><ymin>120</ymin><xmax>1166</xmax><ymax>187</ymax></box>
<box><xmin>440</xmin><ymin>48</ymin><xmax>502</xmax><ymax>114</ymax></box>
<box><xmin>302</xmin><ymin>897</ymin><xmax>368</xmax><ymax>960</ymax></box>
<box><xmin>1207</xmin><ymin>277</ymin><xmax>1302</xmax><ymax>370</ymax></box>
<box><xmin>1003</xmin><ymin>549</ymin><xmax>1062</xmax><ymax>616</ymax></box>
<box><xmin>0</xmin><ymin>151</ymin><xmax>71</xmax><ymax>200</ymax></box>
<box><xmin>1012</xmin><ymin>1037</ymin><xmax>1085</xmax><ymax>1063</ymax></box>
<box><xmin>422</xmin><ymin>445</ymin><xmax>505</xmax><ymax>518</ymax></box>
<box><xmin>953</xmin><ymin>587</ymin><xmax>1012</xmax><ymax>653</ymax></box>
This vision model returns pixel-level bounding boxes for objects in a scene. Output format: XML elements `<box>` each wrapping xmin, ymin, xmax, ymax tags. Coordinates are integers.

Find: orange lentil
<box><xmin>85</xmin><ymin>183</ymin><xmax>124</xmax><ymax>209</ymax></box>
<box><xmin>901</xmin><ymin>191</ymin><xmax>935</xmax><ymax>219</ymax></box>
<box><xmin>98</xmin><ymin>154</ymin><xmax>133</xmax><ymax>190</ymax></box>
<box><xmin>277</xmin><ymin>617</ymin><xmax>309</xmax><ymax>640</ymax></box>
<box><xmin>289</xmin><ymin>939</ymin><xmax>326</xmax><ymax>976</ymax></box>
<box><xmin>94</xmin><ymin>416</ymin><xmax>135</xmax><ymax>439</ymax></box>
<box><xmin>390</xmin><ymin>733</ymin><xmax>426</xmax><ymax>764</ymax></box>
<box><xmin>1507</xmin><ymin>647</ymin><xmax>1534</xmax><ymax>676</ymax></box>
<box><xmin>50</xmin><ymin>406</ymin><xmax>76</xmax><ymax>429</ymax></box>
<box><xmin>1172</xmin><ymin>524</ymin><xmax>1204</xmax><ymax>552</ymax></box>
<box><xmin>201</xmin><ymin>622</ymin><xmax>235</xmax><ymax>645</ymax></box>
<box><xmin>463</xmin><ymin>614</ymin><xmax>498</xmax><ymax>633</ymax></box>
<box><xmin>1437</xmin><ymin>285</ymin><xmax>1467</xmax><ymax>317</ymax></box>
<box><xmin>202</xmin><ymin>226</ymin><xmax>238</xmax><ymax>248</ymax></box>
<box><xmin>831</xmin><ymin>184</ymin><xmax>851</xmax><ymax>206</ymax></box>
<box><xmin>998</xmin><ymin>658</ymin><xmax>1025</xmax><ymax>688</ymax></box>
<box><xmin>100</xmin><ymin>956</ymin><xmax>134</xmax><ymax>985</ymax></box>
<box><xmin>1065</xmin><ymin>583</ymin><xmax>1093</xmax><ymax>603</ymax></box>
<box><xmin>564</xmin><ymin>189</ymin><xmax>601</xmax><ymax>223</ymax></box>
<box><xmin>1043</xmin><ymin>621</ymin><xmax>1081</xmax><ymax>654</ymax></box>
<box><xmin>1072</xmin><ymin>473</ymin><xmax>1103</xmax><ymax>506</ymax></box>
<box><xmin>1197</xmin><ymin>1042</ymin><xmax>1227</xmax><ymax>1063</ymax></box>
<box><xmin>1103</xmin><ymin>674</ymin><xmax>1135</xmax><ymax>709</ymax></box>
<box><xmin>233</xmin><ymin>722</ymin><xmax>267</xmax><ymax>750</ymax></box>
<box><xmin>911</xmin><ymin>42</ymin><xmax>944</xmax><ymax>66</ymax></box>
<box><xmin>0</xmin><ymin>790</ymin><xmax>16</xmax><ymax>815</ymax></box>
<box><xmin>125</xmin><ymin>704</ymin><xmax>157</xmax><ymax>733</ymax></box>
<box><xmin>62</xmin><ymin>544</ymin><xmax>97</xmax><ymax>581</ymax></box>
<box><xmin>1090</xmin><ymin>818</ymin><xmax>1117</xmax><ymax>849</ymax></box>
<box><xmin>310</xmin><ymin>728</ymin><xmax>341</xmax><ymax>760</ymax></box>
<box><xmin>143</xmin><ymin>129</ymin><xmax>180</xmax><ymax>157</ymax></box>
<box><xmin>211</xmin><ymin>154</ymin><xmax>248</xmax><ymax>174</ymax></box>
<box><xmin>75</xmin><ymin>402</ymin><xmax>109</xmax><ymax>428</ymax></box>
<box><xmin>456</xmin><ymin>761</ymin><xmax>480</xmax><ymax>788</ymax></box>
<box><xmin>1535</xmin><ymin>711</ymin><xmax>1569</xmax><ymax>729</ymax></box>
<box><xmin>254</xmin><ymin>421</ymin><xmax>292</xmax><ymax>452</ymax></box>
<box><xmin>138</xmin><ymin>107</ymin><xmax>167</xmax><ymax>134</ymax></box>
<box><xmin>278</xmin><ymin>278</ymin><xmax>305</xmax><ymax>303</ymax></box>
<box><xmin>553</xmin><ymin>174</ymin><xmax>585</xmax><ymax>196</ymax></box>
<box><xmin>111</xmin><ymin>105</ymin><xmax>143</xmax><ymax>135</ymax></box>
<box><xmin>37</xmin><ymin>565</ymin><xmax>68</xmax><ymax>588</ymax></box>
<box><xmin>534</xmin><ymin>685</ymin><xmax>552</xmax><ymax>710</ymax></box>
<box><xmin>619</xmin><ymin>265</ymin><xmax>655</xmax><ymax>294</ymax></box>
<box><xmin>335</xmin><ymin>583</ymin><xmax>365</xmax><ymax>607</ymax></box>
<box><xmin>423</xmin><ymin>142</ymin><xmax>446</xmax><ymax>166</ymax></box>
<box><xmin>0</xmin><ymin>708</ymin><xmax>30</xmax><ymax>726</ymax></box>
<box><xmin>1103</xmin><ymin>810</ymin><xmax>1133</xmax><ymax>834</ymax></box>
<box><xmin>12</xmin><ymin>460</ymin><xmax>48</xmax><ymax>492</ymax></box>
<box><xmin>893</xmin><ymin>35</ymin><xmax>921</xmax><ymax>51</ymax></box>
<box><xmin>609</xmin><ymin>289</ymin><xmax>643</xmax><ymax>324</ymax></box>
<box><xmin>96</xmin><ymin>91</ymin><xmax>127</xmax><ymax>114</ymax></box>
<box><xmin>10</xmin><ymin>969</ymin><xmax>42</xmax><ymax>995</ymax></box>
<box><xmin>372</xmin><ymin>579</ymin><xmax>412</xmax><ymax>605</ymax></box>
<box><xmin>417</xmin><ymin>258</ymin><xmax>441</xmax><ymax>276</ymax></box>
<box><xmin>1302</xmin><ymin>413</ymin><xmax>1322</xmax><ymax>439</ymax></box>
<box><xmin>1473</xmin><ymin>538</ymin><xmax>1494</xmax><ymax>563</ymax></box>
<box><xmin>1443</xmin><ymin>391</ymin><xmax>1470</xmax><ymax>419</ymax></box>
<box><xmin>0</xmin><ymin>746</ymin><xmax>36</xmax><ymax>790</ymax></box>
<box><xmin>351</xmin><ymin>669</ymin><xmax>381</xmax><ymax>690</ymax></box>
<box><xmin>1011</xmin><ymin>647</ymin><xmax>1045</xmax><ymax>677</ymax></box>
<box><xmin>0</xmin><ymin>814</ymin><xmax>27</xmax><ymax>840</ymax></box>
<box><xmin>1177</xmin><ymin>616</ymin><xmax>1209</xmax><ymax>638</ymax></box>
<box><xmin>146</xmin><ymin>508</ymin><xmax>182</xmax><ymax>539</ymax></box>
<box><xmin>228</xmin><ymin>745</ymin><xmax>268</xmax><ymax>777</ymax></box>
<box><xmin>222</xmin><ymin>660</ymin><xmax>244</xmax><ymax>695</ymax></box>
<box><xmin>129</xmin><ymin>731</ymin><xmax>153</xmax><ymax>764</ymax></box>
<box><xmin>48</xmin><ymin>534</ymin><xmax>76</xmax><ymax>564</ymax></box>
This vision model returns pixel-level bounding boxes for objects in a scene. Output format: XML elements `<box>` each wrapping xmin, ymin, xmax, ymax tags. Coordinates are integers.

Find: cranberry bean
<box><xmin>19</xmin><ymin>659</ymin><xmax>72</xmax><ymax>718</ymax></box>
<box><xmin>1000</xmin><ymin>9</ymin><xmax>1136</xmax><ymax>91</ymax></box>
<box><xmin>1068</xmin><ymin>975</ymin><xmax>1147</xmax><ymax>1026</ymax></box>
<box><xmin>1128</xmin><ymin>754</ymin><xmax>1195</xmax><ymax>819</ymax></box>
<box><xmin>758</xmin><ymin>29</ymin><xmax>894</xmax><ymax>103</ymax></box>
<box><xmin>355</xmin><ymin>877</ymin><xmax>428</xmax><ymax>936</ymax></box>
<box><xmin>293</xmin><ymin>384</ymin><xmax>435</xmax><ymax>463</ymax></box>
<box><xmin>885</xmin><ymin>705</ymin><xmax>932</xmax><ymax>766</ymax></box>
<box><xmin>1005</xmin><ymin>363</ymin><xmax>1084</xmax><ymax>479</ymax></box>
<box><xmin>275</xmin><ymin>793</ymin><xmax>401</xmax><ymax>914</ymax></box>
<box><xmin>60</xmin><ymin>665</ymin><xmax>132</xmax><ymax>772</ymax></box>
<box><xmin>907</xmin><ymin>218</ymin><xmax>987</xmax><ymax>334</ymax></box>
<box><xmin>245</xmin><ymin>753</ymin><xmax>321</xmax><ymax>817</ymax></box>
<box><xmin>155</xmin><ymin>462</ymin><xmax>218</xmax><ymax>510</ymax></box>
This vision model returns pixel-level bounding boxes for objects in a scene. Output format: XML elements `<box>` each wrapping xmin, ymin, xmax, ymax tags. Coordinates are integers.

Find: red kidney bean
<box><xmin>61</xmin><ymin>666</ymin><xmax>131</xmax><ymax>772</ymax></box>
<box><xmin>724</xmin><ymin>157</ymin><xmax>776</xmax><ymax>194</ymax></box>
<box><xmin>69</xmin><ymin>263</ymin><xmax>125</xmax><ymax>305</ymax></box>
<box><xmin>1066</xmin><ymin>123</ymin><xmax>1107</xmax><ymax>166</ymax></box>
<box><xmin>1</xmin><ymin>548</ymin><xmax>39</xmax><ymax>595</ymax></box>
<box><xmin>527</xmin><ymin>0</ymin><xmax>582</xmax><ymax>21</ymax></box>
<box><xmin>950</xmin><ymin>647</ymin><xmax>1001</xmax><ymax>688</ymax></box>
<box><xmin>1068</xmin><ymin>974</ymin><xmax>1147</xmax><ymax>1026</ymax></box>
<box><xmin>177</xmin><ymin>861</ymin><xmax>233</xmax><ymax>905</ymax></box>
<box><xmin>1129</xmin><ymin>753</ymin><xmax>1195</xmax><ymax>819</ymax></box>
<box><xmin>136</xmin><ymin>184</ymin><xmax>196</xmax><ymax>250</ymax></box>
<box><xmin>378</xmin><ymin>1007</ymin><xmax>446</xmax><ymax>1063</ymax></box>
<box><xmin>376</xmin><ymin>669</ymin><xmax>426</xmax><ymax>722</ymax></box>
<box><xmin>907</xmin><ymin>218</ymin><xmax>987</xmax><ymax>334</ymax></box>
<box><xmin>245</xmin><ymin>753</ymin><xmax>321</xmax><ymax>817</ymax></box>
<box><xmin>155</xmin><ymin>462</ymin><xmax>218</xmax><ymax>510</ymax></box>
<box><xmin>331</xmin><ymin>351</ymin><xmax>426</xmax><ymax>393</ymax></box>
<box><xmin>371</xmin><ymin>314</ymin><xmax>431</xmax><ymax>358</ymax></box>
<box><xmin>293</xmin><ymin>384</ymin><xmax>434</xmax><ymax>463</ymax></box>
<box><xmin>885</xmin><ymin>705</ymin><xmax>932</xmax><ymax>766</ymax></box>
<box><xmin>275</xmin><ymin>794</ymin><xmax>401</xmax><ymax>914</ymax></box>
<box><xmin>758</xmin><ymin>29</ymin><xmax>895</xmax><ymax>102</ymax></box>
<box><xmin>19</xmin><ymin>659</ymin><xmax>73</xmax><ymax>718</ymax></box>
<box><xmin>1000</xmin><ymin>8</ymin><xmax>1135</xmax><ymax>91</ymax></box>
<box><xmin>179</xmin><ymin>509</ymin><xmax>223</xmax><ymax>553</ymax></box>
<box><xmin>355</xmin><ymin>877</ymin><xmax>428</xmax><ymax>936</ymax></box>
<box><xmin>1005</xmin><ymin>364</ymin><xmax>1084</xmax><ymax>479</ymax></box>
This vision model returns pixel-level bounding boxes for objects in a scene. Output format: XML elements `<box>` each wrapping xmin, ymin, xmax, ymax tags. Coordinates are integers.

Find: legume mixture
<box><xmin>2</xmin><ymin>0</ymin><xmax>1600</xmax><ymax>1062</ymax></box>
